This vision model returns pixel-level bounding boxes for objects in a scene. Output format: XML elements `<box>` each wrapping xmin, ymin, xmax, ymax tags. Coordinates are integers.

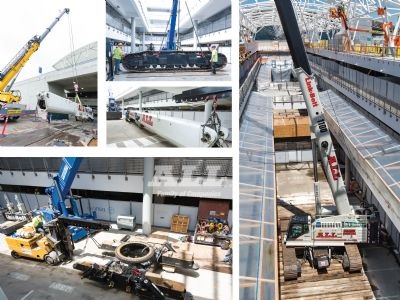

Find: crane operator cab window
<box><xmin>287</xmin><ymin>215</ymin><xmax>310</xmax><ymax>239</ymax></box>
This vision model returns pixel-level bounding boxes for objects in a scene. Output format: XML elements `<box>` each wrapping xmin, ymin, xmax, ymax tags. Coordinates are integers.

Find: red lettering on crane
<box><xmin>328</xmin><ymin>155</ymin><xmax>340</xmax><ymax>180</ymax></box>
<box><xmin>305</xmin><ymin>77</ymin><xmax>318</xmax><ymax>108</ymax></box>
<box><xmin>317</xmin><ymin>231</ymin><xmax>337</xmax><ymax>238</ymax></box>
<box><xmin>343</xmin><ymin>229</ymin><xmax>356</xmax><ymax>235</ymax></box>
<box><xmin>142</xmin><ymin>114</ymin><xmax>153</xmax><ymax>126</ymax></box>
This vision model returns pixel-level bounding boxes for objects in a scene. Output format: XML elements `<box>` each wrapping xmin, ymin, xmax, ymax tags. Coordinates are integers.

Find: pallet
<box><xmin>170</xmin><ymin>215</ymin><xmax>190</xmax><ymax>234</ymax></box>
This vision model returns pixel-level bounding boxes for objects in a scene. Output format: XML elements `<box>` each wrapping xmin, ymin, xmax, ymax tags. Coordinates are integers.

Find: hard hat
<box><xmin>118</xmin><ymin>43</ymin><xmax>123</xmax><ymax>46</ymax></box>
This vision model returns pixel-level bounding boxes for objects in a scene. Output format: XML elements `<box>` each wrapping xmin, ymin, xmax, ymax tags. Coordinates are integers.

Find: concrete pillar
<box><xmin>204</xmin><ymin>99</ymin><xmax>213</xmax><ymax>123</ymax></box>
<box><xmin>131</xmin><ymin>17</ymin><xmax>136</xmax><ymax>52</ymax></box>
<box><xmin>139</xmin><ymin>91</ymin><xmax>143</xmax><ymax>112</ymax></box>
<box><xmin>193</xmin><ymin>20</ymin><xmax>199</xmax><ymax>50</ymax></box>
<box><xmin>142</xmin><ymin>158</ymin><xmax>154</xmax><ymax>236</ymax></box>
<box><xmin>142</xmin><ymin>32</ymin><xmax>146</xmax><ymax>51</ymax></box>
<box><xmin>345</xmin><ymin>155</ymin><xmax>350</xmax><ymax>191</ymax></box>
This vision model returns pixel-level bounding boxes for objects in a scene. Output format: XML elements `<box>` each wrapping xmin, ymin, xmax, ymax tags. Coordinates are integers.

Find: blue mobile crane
<box><xmin>122</xmin><ymin>0</ymin><xmax>227</xmax><ymax>72</ymax></box>
<box><xmin>40</xmin><ymin>157</ymin><xmax>95</xmax><ymax>241</ymax></box>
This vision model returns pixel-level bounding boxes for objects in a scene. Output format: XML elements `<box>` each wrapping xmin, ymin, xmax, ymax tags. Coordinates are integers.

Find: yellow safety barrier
<box><xmin>305</xmin><ymin>41</ymin><xmax>400</xmax><ymax>59</ymax></box>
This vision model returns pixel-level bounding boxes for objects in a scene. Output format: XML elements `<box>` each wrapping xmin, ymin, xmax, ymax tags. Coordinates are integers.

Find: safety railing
<box><xmin>310</xmin><ymin>61</ymin><xmax>400</xmax><ymax>119</ymax></box>
<box><xmin>0</xmin><ymin>158</ymin><xmax>232</xmax><ymax>178</ymax></box>
<box><xmin>240</xmin><ymin>51</ymin><xmax>260</xmax><ymax>85</ymax></box>
<box><xmin>306</xmin><ymin>41</ymin><xmax>400</xmax><ymax>61</ymax></box>
<box><xmin>239</xmin><ymin>53</ymin><xmax>262</xmax><ymax>120</ymax></box>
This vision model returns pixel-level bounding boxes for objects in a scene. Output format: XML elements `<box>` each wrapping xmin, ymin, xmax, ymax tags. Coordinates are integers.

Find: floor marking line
<box><xmin>20</xmin><ymin>290</ymin><xmax>34</xmax><ymax>300</ymax></box>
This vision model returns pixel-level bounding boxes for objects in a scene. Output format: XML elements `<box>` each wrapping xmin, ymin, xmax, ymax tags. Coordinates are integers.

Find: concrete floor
<box><xmin>107</xmin><ymin>119</ymin><xmax>174</xmax><ymax>147</ymax></box>
<box><xmin>276</xmin><ymin>162</ymin><xmax>334</xmax><ymax>206</ymax></box>
<box><xmin>111</xmin><ymin>64</ymin><xmax>231</xmax><ymax>82</ymax></box>
<box><xmin>0</xmin><ymin>116</ymin><xmax>96</xmax><ymax>146</ymax></box>
<box><xmin>361</xmin><ymin>245</ymin><xmax>400</xmax><ymax>299</ymax></box>
<box><xmin>0</xmin><ymin>254</ymin><xmax>135</xmax><ymax>300</ymax></box>
<box><xmin>0</xmin><ymin>225</ymin><xmax>232</xmax><ymax>300</ymax></box>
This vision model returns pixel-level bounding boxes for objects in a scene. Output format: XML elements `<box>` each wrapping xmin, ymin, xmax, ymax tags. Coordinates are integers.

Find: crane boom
<box><xmin>274</xmin><ymin>0</ymin><xmax>352</xmax><ymax>215</ymax></box>
<box><xmin>166</xmin><ymin>0</ymin><xmax>179</xmax><ymax>50</ymax></box>
<box><xmin>0</xmin><ymin>8</ymin><xmax>69</xmax><ymax>103</ymax></box>
<box><xmin>45</xmin><ymin>157</ymin><xmax>82</xmax><ymax>218</ymax></box>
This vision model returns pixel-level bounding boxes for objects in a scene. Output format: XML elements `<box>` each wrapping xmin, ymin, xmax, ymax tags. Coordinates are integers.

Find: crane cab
<box><xmin>285</xmin><ymin>215</ymin><xmax>312</xmax><ymax>242</ymax></box>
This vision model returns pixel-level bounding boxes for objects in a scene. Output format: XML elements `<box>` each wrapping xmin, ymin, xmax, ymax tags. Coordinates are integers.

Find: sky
<box><xmin>0</xmin><ymin>0</ymin><xmax>102</xmax><ymax>82</ymax></box>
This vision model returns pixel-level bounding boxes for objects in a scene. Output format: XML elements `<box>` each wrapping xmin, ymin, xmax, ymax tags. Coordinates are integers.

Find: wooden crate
<box><xmin>170</xmin><ymin>215</ymin><xmax>189</xmax><ymax>234</ymax></box>
<box><xmin>295</xmin><ymin>116</ymin><xmax>310</xmax><ymax>137</ymax></box>
<box><xmin>274</xmin><ymin>117</ymin><xmax>296</xmax><ymax>138</ymax></box>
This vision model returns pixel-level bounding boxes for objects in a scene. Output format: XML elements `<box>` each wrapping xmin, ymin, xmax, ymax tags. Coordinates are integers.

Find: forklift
<box><xmin>5</xmin><ymin>216</ymin><xmax>110</xmax><ymax>265</ymax></box>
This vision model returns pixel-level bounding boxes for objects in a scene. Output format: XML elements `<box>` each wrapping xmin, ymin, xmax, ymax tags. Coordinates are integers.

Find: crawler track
<box><xmin>122</xmin><ymin>50</ymin><xmax>227</xmax><ymax>73</ymax></box>
<box><xmin>278</xmin><ymin>201</ymin><xmax>374</xmax><ymax>299</ymax></box>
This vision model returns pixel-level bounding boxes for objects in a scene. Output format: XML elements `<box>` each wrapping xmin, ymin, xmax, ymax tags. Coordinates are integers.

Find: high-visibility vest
<box><xmin>32</xmin><ymin>215</ymin><xmax>44</xmax><ymax>228</ymax></box>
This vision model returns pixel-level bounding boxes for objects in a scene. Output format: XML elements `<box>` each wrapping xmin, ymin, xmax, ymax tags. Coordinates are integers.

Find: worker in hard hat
<box><xmin>113</xmin><ymin>43</ymin><xmax>125</xmax><ymax>75</ymax></box>
<box><xmin>210</xmin><ymin>45</ymin><xmax>218</xmax><ymax>75</ymax></box>
<box><xmin>32</xmin><ymin>211</ymin><xmax>45</xmax><ymax>234</ymax></box>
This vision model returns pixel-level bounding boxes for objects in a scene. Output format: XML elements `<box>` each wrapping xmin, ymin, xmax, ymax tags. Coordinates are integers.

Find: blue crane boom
<box><xmin>165</xmin><ymin>0</ymin><xmax>179</xmax><ymax>50</ymax></box>
<box><xmin>45</xmin><ymin>157</ymin><xmax>82</xmax><ymax>219</ymax></box>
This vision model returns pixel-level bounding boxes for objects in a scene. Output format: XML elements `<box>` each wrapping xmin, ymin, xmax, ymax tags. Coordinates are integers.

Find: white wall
<box><xmin>0</xmin><ymin>171</ymin><xmax>232</xmax><ymax>200</ymax></box>
<box><xmin>13</xmin><ymin>61</ymin><xmax>96</xmax><ymax>110</ymax></box>
<box><xmin>0</xmin><ymin>191</ymin><xmax>232</xmax><ymax>231</ymax></box>
<box><xmin>275</xmin><ymin>150</ymin><xmax>313</xmax><ymax>163</ymax></box>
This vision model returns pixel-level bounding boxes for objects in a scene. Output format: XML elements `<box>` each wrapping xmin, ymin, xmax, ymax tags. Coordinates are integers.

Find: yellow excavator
<box><xmin>0</xmin><ymin>8</ymin><xmax>69</xmax><ymax>105</ymax></box>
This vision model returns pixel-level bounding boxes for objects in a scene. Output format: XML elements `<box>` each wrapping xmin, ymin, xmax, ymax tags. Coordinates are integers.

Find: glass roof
<box><xmin>240</xmin><ymin>0</ymin><xmax>400</xmax><ymax>37</ymax></box>
<box><xmin>320</xmin><ymin>90</ymin><xmax>400</xmax><ymax>200</ymax></box>
<box><xmin>240</xmin><ymin>65</ymin><xmax>276</xmax><ymax>299</ymax></box>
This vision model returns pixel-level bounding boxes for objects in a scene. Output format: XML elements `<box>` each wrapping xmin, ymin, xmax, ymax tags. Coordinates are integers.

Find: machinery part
<box><xmin>11</xmin><ymin>250</ymin><xmax>20</xmax><ymax>259</ymax></box>
<box><xmin>282</xmin><ymin>245</ymin><xmax>299</xmax><ymax>281</ymax></box>
<box><xmin>74</xmin><ymin>261</ymin><xmax>188</xmax><ymax>299</ymax></box>
<box><xmin>122</xmin><ymin>51</ymin><xmax>227</xmax><ymax>72</ymax></box>
<box><xmin>116</xmin><ymin>215</ymin><xmax>136</xmax><ymax>231</ymax></box>
<box><xmin>4</xmin><ymin>211</ymin><xmax>31</xmax><ymax>222</ymax></box>
<box><xmin>44</xmin><ymin>250</ymin><xmax>59</xmax><ymax>265</ymax></box>
<box><xmin>275</xmin><ymin>0</ymin><xmax>354</xmax><ymax>211</ymax></box>
<box><xmin>2</xmin><ymin>193</ymin><xmax>31</xmax><ymax>221</ymax></box>
<box><xmin>0</xmin><ymin>220</ymin><xmax>28</xmax><ymax>235</ymax></box>
<box><xmin>102</xmin><ymin>251</ymin><xmax>115</xmax><ymax>257</ymax></box>
<box><xmin>4</xmin><ymin>216</ymin><xmax>109</xmax><ymax>265</ymax></box>
<box><xmin>37</xmin><ymin>91</ymin><xmax>94</xmax><ymax>121</ymax></box>
<box><xmin>120</xmin><ymin>0</ymin><xmax>227</xmax><ymax>73</ymax></box>
<box><xmin>311</xmin><ymin>248</ymin><xmax>330</xmax><ymax>269</ymax></box>
<box><xmin>173</xmin><ymin>87</ymin><xmax>232</xmax><ymax>103</ymax></box>
<box><xmin>120</xmin><ymin>234</ymin><xmax>130</xmax><ymax>243</ymax></box>
<box><xmin>344</xmin><ymin>244</ymin><xmax>362</xmax><ymax>273</ymax></box>
<box><xmin>43</xmin><ymin>158</ymin><xmax>107</xmax><ymax>242</ymax></box>
<box><xmin>56</xmin><ymin>216</ymin><xmax>111</xmax><ymax>230</ymax></box>
<box><xmin>127</xmin><ymin>111</ymin><xmax>224</xmax><ymax>147</ymax></box>
<box><xmin>115</xmin><ymin>241</ymin><xmax>155</xmax><ymax>264</ymax></box>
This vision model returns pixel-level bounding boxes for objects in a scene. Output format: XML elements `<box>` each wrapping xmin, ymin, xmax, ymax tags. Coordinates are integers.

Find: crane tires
<box><xmin>11</xmin><ymin>251</ymin><xmax>20</xmax><ymax>259</ymax></box>
<box><xmin>44</xmin><ymin>251</ymin><xmax>59</xmax><ymax>265</ymax></box>
<box><xmin>115</xmin><ymin>241</ymin><xmax>154</xmax><ymax>264</ymax></box>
